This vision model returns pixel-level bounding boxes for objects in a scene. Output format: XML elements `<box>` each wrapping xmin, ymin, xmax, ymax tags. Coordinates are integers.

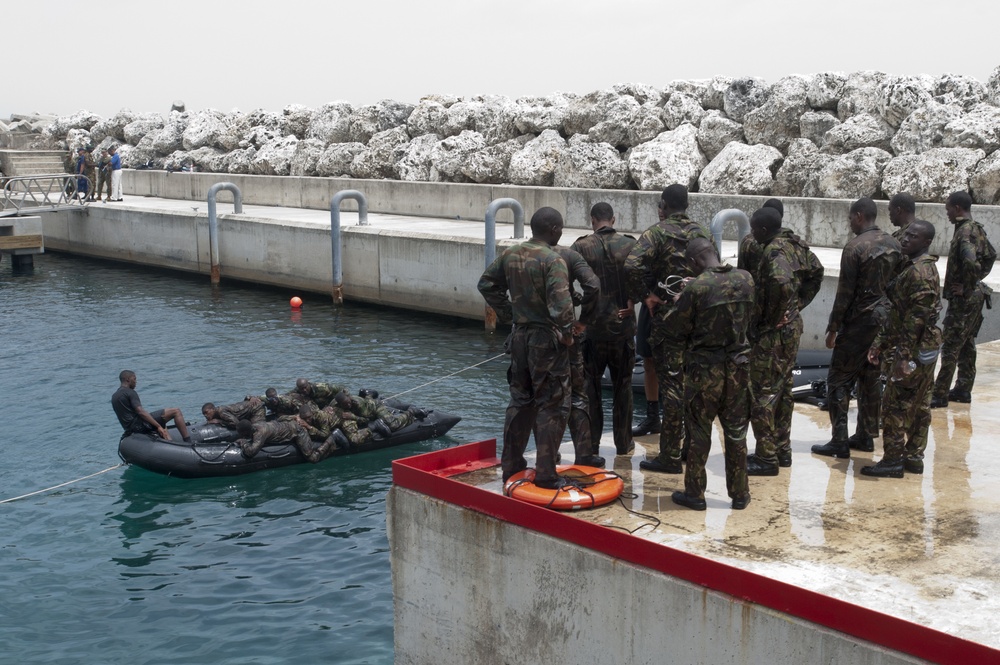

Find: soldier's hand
<box><xmin>571</xmin><ymin>321</ymin><xmax>586</xmax><ymax>337</ymax></box>
<box><xmin>825</xmin><ymin>331</ymin><xmax>837</xmax><ymax>349</ymax></box>
<box><xmin>952</xmin><ymin>285</ymin><xmax>964</xmax><ymax>297</ymax></box>
<box><xmin>867</xmin><ymin>346</ymin><xmax>880</xmax><ymax>365</ymax></box>
<box><xmin>643</xmin><ymin>294</ymin><xmax>663</xmax><ymax>311</ymax></box>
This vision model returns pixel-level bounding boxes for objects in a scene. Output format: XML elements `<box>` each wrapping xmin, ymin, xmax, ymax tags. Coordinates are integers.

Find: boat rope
<box><xmin>0</xmin><ymin>463</ymin><xmax>124</xmax><ymax>505</ymax></box>
<box><xmin>605</xmin><ymin>493</ymin><xmax>663</xmax><ymax>535</ymax></box>
<box><xmin>384</xmin><ymin>352</ymin><xmax>507</xmax><ymax>400</ymax></box>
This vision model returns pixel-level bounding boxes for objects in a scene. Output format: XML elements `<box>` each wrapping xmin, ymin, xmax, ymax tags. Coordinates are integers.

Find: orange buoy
<box><xmin>290</xmin><ymin>296</ymin><xmax>303</xmax><ymax>308</ymax></box>
<box><xmin>503</xmin><ymin>465</ymin><xmax>624</xmax><ymax>511</ymax></box>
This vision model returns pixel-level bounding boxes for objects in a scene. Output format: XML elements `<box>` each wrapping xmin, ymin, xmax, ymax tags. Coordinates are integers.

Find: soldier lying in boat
<box><xmin>235</xmin><ymin>417</ymin><xmax>331</xmax><ymax>463</ymax></box>
<box><xmin>293</xmin><ymin>378</ymin><xmax>350</xmax><ymax>410</ymax></box>
<box><xmin>201</xmin><ymin>397</ymin><xmax>266</xmax><ymax>429</ymax></box>
<box><xmin>297</xmin><ymin>404</ymin><xmax>374</xmax><ymax>452</ymax></box>
<box><xmin>333</xmin><ymin>390</ymin><xmax>426</xmax><ymax>438</ymax></box>
<box><xmin>261</xmin><ymin>387</ymin><xmax>307</xmax><ymax>415</ymax></box>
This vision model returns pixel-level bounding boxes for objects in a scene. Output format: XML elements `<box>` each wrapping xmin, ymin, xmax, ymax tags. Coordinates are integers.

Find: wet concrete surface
<box><xmin>460</xmin><ymin>340</ymin><xmax>1000</xmax><ymax>649</ymax></box>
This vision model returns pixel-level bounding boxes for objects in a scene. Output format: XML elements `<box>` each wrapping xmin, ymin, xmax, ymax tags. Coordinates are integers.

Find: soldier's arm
<box><xmin>827</xmin><ymin>244</ymin><xmax>859</xmax><ymax>333</ymax></box>
<box><xmin>477</xmin><ymin>255</ymin><xmax>513</xmax><ymax>324</ymax></box>
<box><xmin>570</xmin><ymin>251</ymin><xmax>601</xmax><ymax>307</ymax></box>
<box><xmin>798</xmin><ymin>250</ymin><xmax>825</xmax><ymax>309</ymax></box>
<box><xmin>624</xmin><ymin>232</ymin><xmax>657</xmax><ymax>305</ymax></box>
<box><xmin>898</xmin><ymin>272</ymin><xmax>938</xmax><ymax>357</ymax></box>
<box><xmin>546</xmin><ymin>256</ymin><xmax>575</xmax><ymax>342</ymax></box>
<box><xmin>958</xmin><ymin>229</ymin><xmax>980</xmax><ymax>295</ymax></box>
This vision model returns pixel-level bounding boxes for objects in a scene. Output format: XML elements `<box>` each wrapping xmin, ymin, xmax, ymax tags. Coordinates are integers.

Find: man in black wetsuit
<box><xmin>112</xmin><ymin>370</ymin><xmax>191</xmax><ymax>442</ymax></box>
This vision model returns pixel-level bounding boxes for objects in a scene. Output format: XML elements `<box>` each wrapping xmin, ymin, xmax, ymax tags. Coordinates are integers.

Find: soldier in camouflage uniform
<box><xmin>572</xmin><ymin>202</ymin><xmax>638</xmax><ymax>456</ymax></box>
<box><xmin>262</xmin><ymin>387</ymin><xmax>307</xmax><ymax>415</ymax></box>
<box><xmin>745</xmin><ymin>207</ymin><xmax>824</xmax><ymax>476</ymax></box>
<box><xmin>201</xmin><ymin>397</ymin><xmax>266</xmax><ymax>429</ymax></box>
<box><xmin>236</xmin><ymin>416</ymin><xmax>321</xmax><ymax>462</ymax></box>
<box><xmin>670</xmin><ymin>237</ymin><xmax>754</xmax><ymax>511</ymax></box>
<box><xmin>888</xmin><ymin>192</ymin><xmax>916</xmax><ymax>243</ymax></box>
<box><xmin>863</xmin><ymin>220</ymin><xmax>942</xmax><ymax>478</ymax></box>
<box><xmin>294</xmin><ymin>378</ymin><xmax>349</xmax><ymax>410</ymax></box>
<box><xmin>812</xmin><ymin>198</ymin><xmax>901</xmax><ymax>459</ymax></box>
<box><xmin>478</xmin><ymin>207</ymin><xmax>575</xmax><ymax>488</ymax></box>
<box><xmin>334</xmin><ymin>391</ymin><xmax>413</xmax><ymax>438</ymax></box>
<box><xmin>553</xmin><ymin>243</ymin><xmax>602</xmax><ymax>466</ymax></box>
<box><xmin>625</xmin><ymin>184</ymin><xmax>711</xmax><ymax>474</ymax></box>
<box><xmin>94</xmin><ymin>148</ymin><xmax>112</xmax><ymax>202</ymax></box>
<box><xmin>931</xmin><ymin>191</ymin><xmax>993</xmax><ymax>407</ymax></box>
<box><xmin>736</xmin><ymin>198</ymin><xmax>784</xmax><ymax>276</ymax></box>
<box><xmin>298</xmin><ymin>403</ymin><xmax>373</xmax><ymax>455</ymax></box>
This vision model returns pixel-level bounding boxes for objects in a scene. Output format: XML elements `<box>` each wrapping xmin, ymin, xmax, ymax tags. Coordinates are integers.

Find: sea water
<box><xmin>0</xmin><ymin>253</ymin><xmax>512</xmax><ymax>664</ymax></box>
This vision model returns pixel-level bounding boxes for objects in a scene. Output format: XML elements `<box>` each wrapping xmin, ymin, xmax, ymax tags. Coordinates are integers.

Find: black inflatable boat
<box><xmin>118</xmin><ymin>399</ymin><xmax>461</xmax><ymax>478</ymax></box>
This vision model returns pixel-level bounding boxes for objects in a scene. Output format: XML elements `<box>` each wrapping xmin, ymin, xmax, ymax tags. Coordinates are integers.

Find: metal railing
<box><xmin>330</xmin><ymin>190</ymin><xmax>369</xmax><ymax>304</ymax></box>
<box><xmin>709</xmin><ymin>208</ymin><xmax>751</xmax><ymax>259</ymax></box>
<box><xmin>482</xmin><ymin>198</ymin><xmax>525</xmax><ymax>331</ymax></box>
<box><xmin>1</xmin><ymin>173</ymin><xmax>89</xmax><ymax>216</ymax></box>
<box><xmin>206</xmin><ymin>182</ymin><xmax>244</xmax><ymax>284</ymax></box>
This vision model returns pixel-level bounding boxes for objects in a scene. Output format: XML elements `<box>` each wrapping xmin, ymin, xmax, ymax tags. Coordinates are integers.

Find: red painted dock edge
<box><xmin>392</xmin><ymin>440</ymin><xmax>1000</xmax><ymax>665</ymax></box>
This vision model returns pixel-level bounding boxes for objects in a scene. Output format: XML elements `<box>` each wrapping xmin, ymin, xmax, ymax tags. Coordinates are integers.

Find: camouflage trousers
<box><xmin>324</xmin><ymin>419</ymin><xmax>373</xmax><ymax>447</ymax></box>
<box><xmin>378</xmin><ymin>407</ymin><xmax>413</xmax><ymax>433</ymax></box>
<box><xmin>565</xmin><ymin>333</ymin><xmax>594</xmax><ymax>459</ymax></box>
<box><xmin>933</xmin><ymin>292</ymin><xmax>984</xmax><ymax>398</ymax></box>
<box><xmin>881</xmin><ymin>362</ymin><xmax>934</xmax><ymax>463</ymax></box>
<box><xmin>583</xmin><ymin>336</ymin><xmax>635</xmax><ymax>454</ymax></box>
<box><xmin>827</xmin><ymin>318</ymin><xmax>881</xmax><ymax>442</ymax></box>
<box><xmin>651</xmin><ymin>340</ymin><xmax>685</xmax><ymax>465</ymax></box>
<box><xmin>502</xmin><ymin>326</ymin><xmax>570</xmax><ymax>484</ymax></box>
<box><xmin>684</xmin><ymin>356</ymin><xmax>750</xmax><ymax>500</ymax></box>
<box><xmin>749</xmin><ymin>322</ymin><xmax>802</xmax><ymax>464</ymax></box>
<box><xmin>242</xmin><ymin>420</ymin><xmax>312</xmax><ymax>458</ymax></box>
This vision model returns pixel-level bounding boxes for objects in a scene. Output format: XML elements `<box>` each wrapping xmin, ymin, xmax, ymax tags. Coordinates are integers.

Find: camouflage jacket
<box><xmin>751</xmin><ymin>229</ymin><xmax>824</xmax><ymax>337</ymax></box>
<box><xmin>301</xmin><ymin>408</ymin><xmax>345</xmax><ymax>441</ymax></box>
<box><xmin>673</xmin><ymin>264</ymin><xmax>755</xmax><ymax>362</ymax></box>
<box><xmin>477</xmin><ymin>238</ymin><xmax>574</xmax><ymax>336</ymax></box>
<box><xmin>343</xmin><ymin>395</ymin><xmax>391</xmax><ymax>421</ymax></box>
<box><xmin>625</xmin><ymin>212</ymin><xmax>710</xmax><ymax>305</ymax></box>
<box><xmin>737</xmin><ymin>234</ymin><xmax>762</xmax><ymax>275</ymax></box>
<box><xmin>874</xmin><ymin>253</ymin><xmax>942</xmax><ymax>359</ymax></box>
<box><xmin>249</xmin><ymin>417</ymin><xmax>302</xmax><ymax>446</ymax></box>
<box><xmin>216</xmin><ymin>400</ymin><xmax>264</xmax><ymax>428</ymax></box>
<box><xmin>827</xmin><ymin>227</ymin><xmax>901</xmax><ymax>332</ymax></box>
<box><xmin>263</xmin><ymin>391</ymin><xmax>306</xmax><ymax>415</ymax></box>
<box><xmin>891</xmin><ymin>224</ymin><xmax>909</xmax><ymax>243</ymax></box>
<box><xmin>295</xmin><ymin>381</ymin><xmax>348</xmax><ymax>409</ymax></box>
<box><xmin>552</xmin><ymin>246</ymin><xmax>600</xmax><ymax>309</ymax></box>
<box><xmin>571</xmin><ymin>227</ymin><xmax>637</xmax><ymax>341</ymax></box>
<box><xmin>944</xmin><ymin>217</ymin><xmax>990</xmax><ymax>298</ymax></box>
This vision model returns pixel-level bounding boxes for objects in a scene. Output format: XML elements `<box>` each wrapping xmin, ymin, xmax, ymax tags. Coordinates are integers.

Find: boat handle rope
<box><xmin>0</xmin><ymin>464</ymin><xmax>124</xmax><ymax>505</ymax></box>
<box><xmin>384</xmin><ymin>352</ymin><xmax>507</xmax><ymax>400</ymax></box>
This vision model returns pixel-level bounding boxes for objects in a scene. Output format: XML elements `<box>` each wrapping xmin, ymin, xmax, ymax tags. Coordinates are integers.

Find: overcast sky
<box><xmin>6</xmin><ymin>0</ymin><xmax>998</xmax><ymax>120</ymax></box>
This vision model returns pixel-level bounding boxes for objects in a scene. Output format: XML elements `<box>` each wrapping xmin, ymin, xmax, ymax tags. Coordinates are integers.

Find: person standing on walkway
<box><xmin>109</xmin><ymin>144</ymin><xmax>123</xmax><ymax>201</ymax></box>
<box><xmin>670</xmin><ymin>237</ymin><xmax>754</xmax><ymax>511</ymax></box>
<box><xmin>812</xmin><ymin>198</ymin><xmax>901</xmax><ymax>459</ymax></box>
<box><xmin>931</xmin><ymin>191</ymin><xmax>995</xmax><ymax>407</ymax></box>
<box><xmin>888</xmin><ymin>192</ymin><xmax>916</xmax><ymax>243</ymax></box>
<box><xmin>552</xmin><ymin>243</ymin><xmax>603</xmax><ymax>467</ymax></box>
<box><xmin>94</xmin><ymin>148</ymin><xmax>112</xmax><ymax>202</ymax></box>
<box><xmin>478</xmin><ymin>207</ymin><xmax>575</xmax><ymax>489</ymax></box>
<box><xmin>112</xmin><ymin>370</ymin><xmax>191</xmax><ymax>442</ymax></box>
<box><xmin>863</xmin><ymin>219</ymin><xmax>942</xmax><ymax>478</ymax></box>
<box><xmin>75</xmin><ymin>148</ymin><xmax>89</xmax><ymax>200</ymax></box>
<box><xmin>572</xmin><ymin>202</ymin><xmax>638</xmax><ymax>456</ymax></box>
<box><xmin>745</xmin><ymin>207</ymin><xmax>824</xmax><ymax>476</ymax></box>
<box><xmin>625</xmin><ymin>184</ymin><xmax>711</xmax><ymax>474</ymax></box>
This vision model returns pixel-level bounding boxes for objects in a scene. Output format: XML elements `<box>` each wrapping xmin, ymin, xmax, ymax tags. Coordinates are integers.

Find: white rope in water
<box><xmin>385</xmin><ymin>352</ymin><xmax>507</xmax><ymax>400</ymax></box>
<box><xmin>0</xmin><ymin>464</ymin><xmax>123</xmax><ymax>505</ymax></box>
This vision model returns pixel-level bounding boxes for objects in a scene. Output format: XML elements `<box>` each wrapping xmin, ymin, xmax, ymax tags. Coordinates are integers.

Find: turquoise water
<box><xmin>0</xmin><ymin>253</ymin><xmax>512</xmax><ymax>664</ymax></box>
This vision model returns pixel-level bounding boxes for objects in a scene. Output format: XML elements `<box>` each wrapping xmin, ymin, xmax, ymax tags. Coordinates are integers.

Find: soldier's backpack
<box><xmin>974</xmin><ymin>222</ymin><xmax>996</xmax><ymax>281</ymax></box>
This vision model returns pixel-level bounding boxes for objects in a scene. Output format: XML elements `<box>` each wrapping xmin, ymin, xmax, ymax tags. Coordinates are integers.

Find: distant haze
<box><xmin>7</xmin><ymin>0</ymin><xmax>998</xmax><ymax>119</ymax></box>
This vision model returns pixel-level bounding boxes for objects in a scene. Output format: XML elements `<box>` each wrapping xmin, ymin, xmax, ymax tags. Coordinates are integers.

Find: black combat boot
<box><xmin>811</xmin><ymin>440</ymin><xmax>850</xmax><ymax>458</ymax></box>
<box><xmin>632</xmin><ymin>400</ymin><xmax>661</xmax><ymax>436</ymax></box>
<box><xmin>948</xmin><ymin>389</ymin><xmax>972</xmax><ymax>403</ymax></box>
<box><xmin>848</xmin><ymin>432</ymin><xmax>874</xmax><ymax>452</ymax></box>
<box><xmin>746</xmin><ymin>454</ymin><xmax>779</xmax><ymax>476</ymax></box>
<box><xmin>860</xmin><ymin>459</ymin><xmax>904</xmax><ymax>478</ymax></box>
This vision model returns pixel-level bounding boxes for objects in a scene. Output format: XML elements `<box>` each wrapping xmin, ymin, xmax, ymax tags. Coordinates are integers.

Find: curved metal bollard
<box><xmin>482</xmin><ymin>198</ymin><xmax>525</xmax><ymax>331</ymax></box>
<box><xmin>206</xmin><ymin>182</ymin><xmax>243</xmax><ymax>284</ymax></box>
<box><xmin>330</xmin><ymin>190</ymin><xmax>368</xmax><ymax>305</ymax></box>
<box><xmin>710</xmin><ymin>208</ymin><xmax>751</xmax><ymax>260</ymax></box>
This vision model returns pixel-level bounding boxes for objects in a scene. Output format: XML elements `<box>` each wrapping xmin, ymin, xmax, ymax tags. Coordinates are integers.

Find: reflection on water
<box><xmin>0</xmin><ymin>252</ymin><xmax>511</xmax><ymax>664</ymax></box>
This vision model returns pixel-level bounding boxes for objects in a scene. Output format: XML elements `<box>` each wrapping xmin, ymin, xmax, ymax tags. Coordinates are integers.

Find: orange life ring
<box><xmin>503</xmin><ymin>465</ymin><xmax>624</xmax><ymax>511</ymax></box>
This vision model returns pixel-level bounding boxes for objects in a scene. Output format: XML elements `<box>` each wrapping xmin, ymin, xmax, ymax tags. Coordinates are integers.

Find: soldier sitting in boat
<box><xmin>297</xmin><ymin>404</ymin><xmax>374</xmax><ymax>452</ymax></box>
<box><xmin>235</xmin><ymin>416</ymin><xmax>331</xmax><ymax>463</ymax></box>
<box><xmin>294</xmin><ymin>378</ymin><xmax>349</xmax><ymax>410</ymax></box>
<box><xmin>201</xmin><ymin>397</ymin><xmax>266</xmax><ymax>429</ymax></box>
<box><xmin>333</xmin><ymin>390</ymin><xmax>424</xmax><ymax>438</ymax></box>
<box><xmin>261</xmin><ymin>387</ymin><xmax>307</xmax><ymax>415</ymax></box>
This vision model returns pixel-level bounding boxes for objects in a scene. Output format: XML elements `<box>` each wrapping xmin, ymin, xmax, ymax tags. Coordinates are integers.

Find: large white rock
<box><xmin>703</xmin><ymin>76</ymin><xmax>733</xmax><ymax>111</ymax></box>
<box><xmin>182</xmin><ymin>109</ymin><xmax>229</xmax><ymax>150</ymax></box>
<box><xmin>89</xmin><ymin>109</ymin><xmax>137</xmax><ymax>143</ymax></box>
<box><xmin>881</xmin><ymin>147</ymin><xmax>986</xmax><ymax>201</ymax></box>
<box><xmin>148</xmin><ymin>112</ymin><xmax>188</xmax><ymax>155</ymax></box>
<box><xmin>878</xmin><ymin>75</ymin><xmax>935</xmax><ymax>128</ymax></box>
<box><xmin>941</xmin><ymin>103</ymin><xmax>1000</xmax><ymax>153</ymax></box>
<box><xmin>662</xmin><ymin>93</ymin><xmax>705</xmax><ymax>131</ymax></box>
<box><xmin>799</xmin><ymin>111</ymin><xmax>841</xmax><ymax>147</ymax></box>
<box><xmin>316</xmin><ymin>142</ymin><xmax>367</xmax><ymax>177</ymax></box>
<box><xmin>407</xmin><ymin>100</ymin><xmax>449</xmax><ymax>137</ymax></box>
<box><xmin>508</xmin><ymin>129</ymin><xmax>567</xmax><ymax>186</ymax></box>
<box><xmin>477</xmin><ymin>95</ymin><xmax>522</xmax><ymax>145</ymax></box>
<box><xmin>696</xmin><ymin>111</ymin><xmax>745</xmax><ymax>161</ymax></box>
<box><xmin>347</xmin><ymin>100</ymin><xmax>414</xmax><ymax>144</ymax></box>
<box><xmin>698</xmin><ymin>142</ymin><xmax>783</xmax><ymax>195</ymax></box>
<box><xmin>723</xmin><ymin>77</ymin><xmax>770</xmax><ymax>123</ymax></box>
<box><xmin>251</xmin><ymin>135</ymin><xmax>298</xmax><ymax>175</ymax></box>
<box><xmin>186</xmin><ymin>146</ymin><xmax>227</xmax><ymax>173</ymax></box>
<box><xmin>289</xmin><ymin>138</ymin><xmax>325</xmax><ymax>176</ymax></box>
<box><xmin>663</xmin><ymin>80</ymin><xmax>707</xmax><ymax>107</ymax></box>
<box><xmin>217</xmin><ymin>111</ymin><xmax>251</xmax><ymax>151</ymax></box>
<box><xmin>244</xmin><ymin>110</ymin><xmax>288</xmax><ymax>149</ymax></box>
<box><xmin>889</xmin><ymin>101</ymin><xmax>962</xmax><ymax>154</ymax></box>
<box><xmin>821</xmin><ymin>113</ymin><xmax>894</xmax><ymax>154</ymax></box>
<box><xmin>615</xmin><ymin>82</ymin><xmax>667</xmax><ymax>106</ymax></box>
<box><xmin>123</xmin><ymin>113</ymin><xmax>164</xmax><ymax>145</ymax></box>
<box><xmin>553</xmin><ymin>136</ymin><xmax>630</xmax><ymax>189</ymax></box>
<box><xmin>396</xmin><ymin>133</ymin><xmax>440</xmax><ymax>182</ymax></box>
<box><xmin>986</xmin><ymin>66</ymin><xmax>1000</xmax><ymax>107</ymax></box>
<box><xmin>65</xmin><ymin>128</ymin><xmax>91</xmax><ymax>151</ymax></box>
<box><xmin>462</xmin><ymin>135</ymin><xmax>532</xmax><ymax>184</ymax></box>
<box><xmin>120</xmin><ymin>142</ymin><xmax>160</xmax><ymax>170</ymax></box>
<box><xmin>282</xmin><ymin>104</ymin><xmax>313</xmax><ymax>139</ymax></box>
<box><xmin>429</xmin><ymin>130</ymin><xmax>487</xmax><ymax>182</ymax></box>
<box><xmin>813</xmin><ymin>147</ymin><xmax>893</xmax><ymax>199</ymax></box>
<box><xmin>226</xmin><ymin>146</ymin><xmax>257</xmax><ymax>175</ymax></box>
<box><xmin>837</xmin><ymin>70</ymin><xmax>888</xmax><ymax>119</ymax></box>
<box><xmin>306</xmin><ymin>102</ymin><xmax>354</xmax><ymax>144</ymax></box>
<box><xmin>44</xmin><ymin>110</ymin><xmax>103</xmax><ymax>138</ymax></box>
<box><xmin>627</xmin><ymin>124</ymin><xmax>707</xmax><ymax>191</ymax></box>
<box><xmin>743</xmin><ymin>75</ymin><xmax>809</xmax><ymax>150</ymax></box>
<box><xmin>563</xmin><ymin>89</ymin><xmax>621</xmax><ymax>136</ymax></box>
<box><xmin>588</xmin><ymin>95</ymin><xmax>639</xmax><ymax>147</ymax></box>
<box><xmin>773</xmin><ymin>139</ymin><xmax>834</xmax><ymax>197</ymax></box>
<box><xmin>935</xmin><ymin>74</ymin><xmax>987</xmax><ymax>110</ymax></box>
<box><xmin>970</xmin><ymin>151</ymin><xmax>1000</xmax><ymax>204</ymax></box>
<box><xmin>807</xmin><ymin>72</ymin><xmax>847</xmax><ymax>110</ymax></box>
<box><xmin>351</xmin><ymin>126</ymin><xmax>410</xmax><ymax>179</ymax></box>
<box><xmin>514</xmin><ymin>93</ymin><xmax>572</xmax><ymax>134</ymax></box>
